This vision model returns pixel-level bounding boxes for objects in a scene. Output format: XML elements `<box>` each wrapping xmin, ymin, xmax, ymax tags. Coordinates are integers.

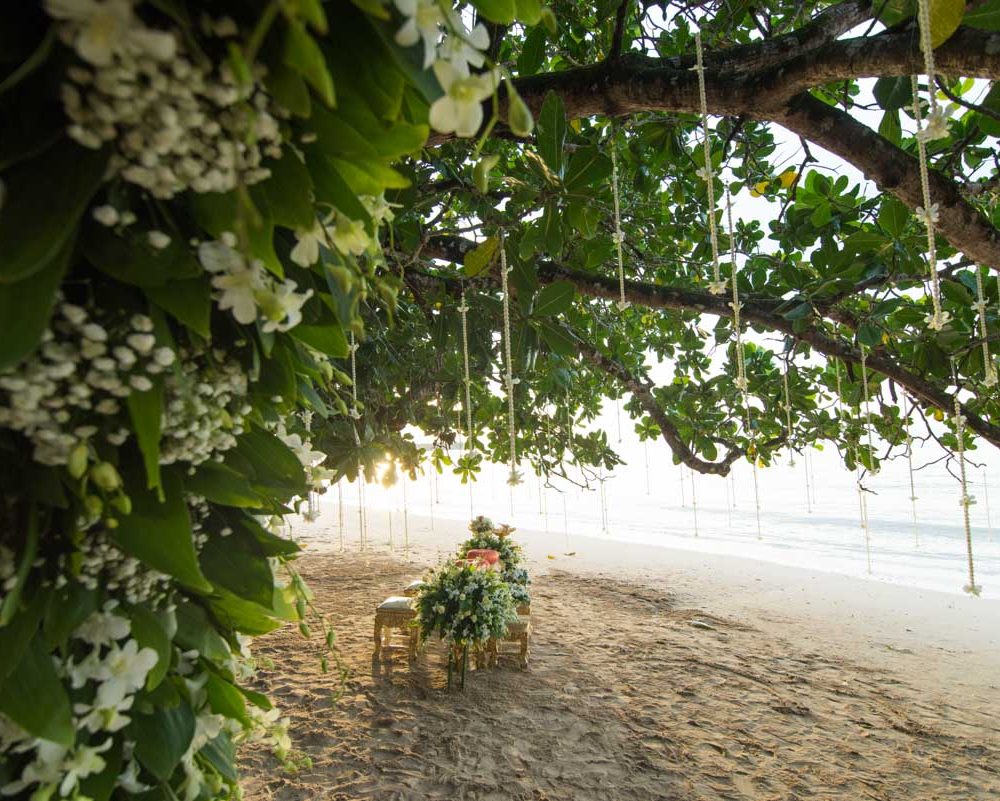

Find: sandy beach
<box><xmin>240</xmin><ymin>512</ymin><xmax>1000</xmax><ymax>800</ymax></box>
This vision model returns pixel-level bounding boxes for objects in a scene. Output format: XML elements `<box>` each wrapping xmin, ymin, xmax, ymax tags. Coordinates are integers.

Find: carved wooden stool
<box><xmin>486</xmin><ymin>614</ymin><xmax>531</xmax><ymax>670</ymax></box>
<box><xmin>373</xmin><ymin>596</ymin><xmax>419</xmax><ymax>661</ymax></box>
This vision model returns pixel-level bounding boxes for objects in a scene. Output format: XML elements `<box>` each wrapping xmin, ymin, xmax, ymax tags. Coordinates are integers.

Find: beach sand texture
<box><xmin>241</xmin><ymin>543</ymin><xmax>1000</xmax><ymax>800</ymax></box>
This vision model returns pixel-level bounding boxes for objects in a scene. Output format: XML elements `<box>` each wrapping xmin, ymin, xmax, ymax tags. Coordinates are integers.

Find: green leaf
<box><xmin>0</xmin><ymin>633</ymin><xmax>74</xmax><ymax>746</ymax></box>
<box><xmin>126</xmin><ymin>379</ymin><xmax>163</xmax><ymax>495</ymax></box>
<box><xmin>878</xmin><ymin>109</ymin><xmax>902</xmax><ymax>145</ymax></box>
<box><xmin>533</xmin><ymin>281</ymin><xmax>575</xmax><ymax>316</ymax></box>
<box><xmin>82</xmin><ymin>222</ymin><xmax>202</xmax><ymax>288</ymax></box>
<box><xmin>964</xmin><ymin>0</ymin><xmax>1000</xmax><ymax>28</ymax></box>
<box><xmin>128</xmin><ymin>604</ymin><xmax>173</xmax><ymax>690</ymax></box>
<box><xmin>857</xmin><ymin>323</ymin><xmax>883</xmax><ymax>347</ymax></box>
<box><xmin>205</xmin><ymin>673</ymin><xmax>250</xmax><ymax>726</ymax></box>
<box><xmin>472</xmin><ymin>0</ymin><xmax>517</xmax><ymax>23</ymax></box>
<box><xmin>929</xmin><ymin>0</ymin><xmax>965</xmax><ymax>45</ymax></box>
<box><xmin>873</xmin><ymin>76</ymin><xmax>913</xmax><ymax>111</ymax></box>
<box><xmin>201</xmin><ymin>733</ymin><xmax>238</xmax><ymax>782</ymax></box>
<box><xmin>174</xmin><ymin>602</ymin><xmax>231</xmax><ymax>662</ymax></box>
<box><xmin>878</xmin><ymin>197</ymin><xmax>909</xmax><ymax>237</ymax></box>
<box><xmin>563</xmin><ymin>146</ymin><xmax>612</xmax><ymax>191</ymax></box>
<box><xmin>264</xmin><ymin>61</ymin><xmax>312</xmax><ymax>117</ymax></box>
<box><xmin>43</xmin><ymin>582</ymin><xmax>97</xmax><ymax>649</ymax></box>
<box><xmin>189</xmin><ymin>190</ymin><xmax>283</xmax><ymax>278</ymax></box>
<box><xmin>0</xmin><ymin>230</ymin><xmax>72</xmax><ymax>370</ymax></box>
<box><xmin>185</xmin><ymin>462</ymin><xmax>262</xmax><ymax>508</ymax></box>
<box><xmin>536</xmin><ymin>92</ymin><xmax>567</xmax><ymax>176</ymax></box>
<box><xmin>517</xmin><ymin>27</ymin><xmax>547</xmax><ymax>75</ymax></box>
<box><xmin>130</xmin><ymin>695</ymin><xmax>196</xmax><ymax>781</ymax></box>
<box><xmin>538</xmin><ymin>321</ymin><xmax>578</xmax><ymax>356</ymax></box>
<box><xmin>283</xmin><ymin>20</ymin><xmax>336</xmax><ymax>106</ymax></box>
<box><xmin>144</xmin><ymin>276</ymin><xmax>213</xmax><ymax>339</ymax></box>
<box><xmin>200</xmin><ymin>527</ymin><xmax>278</xmax><ymax>609</ymax></box>
<box><xmin>113</xmin><ymin>467</ymin><xmax>212</xmax><ymax>592</ymax></box>
<box><xmin>0</xmin><ymin>140</ymin><xmax>108</xmax><ymax>283</ymax></box>
<box><xmin>252</xmin><ymin>151</ymin><xmax>316</xmax><ymax>231</ymax></box>
<box><xmin>228</xmin><ymin>426</ymin><xmax>308</xmax><ymax>499</ymax></box>
<box><xmin>464</xmin><ymin>236</ymin><xmax>500</xmax><ymax>277</ymax></box>
<box><xmin>291</xmin><ymin>323</ymin><xmax>349</xmax><ymax>357</ymax></box>
<box><xmin>514</xmin><ymin>0</ymin><xmax>543</xmax><ymax>23</ymax></box>
<box><xmin>0</xmin><ymin>590</ymin><xmax>50</xmax><ymax>682</ymax></box>
<box><xmin>783</xmin><ymin>301</ymin><xmax>813</xmax><ymax>320</ymax></box>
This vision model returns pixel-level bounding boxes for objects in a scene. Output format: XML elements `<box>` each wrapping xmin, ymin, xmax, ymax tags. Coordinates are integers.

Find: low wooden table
<box><xmin>373</xmin><ymin>597</ymin><xmax>419</xmax><ymax>661</ymax></box>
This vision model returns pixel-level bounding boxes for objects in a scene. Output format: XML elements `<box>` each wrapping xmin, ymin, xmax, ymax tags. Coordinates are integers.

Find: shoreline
<box><xmin>295</xmin><ymin>505</ymin><xmax>1000</xmax><ymax>706</ymax></box>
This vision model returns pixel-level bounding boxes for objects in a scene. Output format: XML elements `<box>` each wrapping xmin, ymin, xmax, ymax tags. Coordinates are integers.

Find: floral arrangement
<box><xmin>460</xmin><ymin>518</ymin><xmax>524</xmax><ymax>573</ymax></box>
<box><xmin>0</xmin><ymin>0</ymin><xmax>541</xmax><ymax>797</ymax></box>
<box><xmin>415</xmin><ymin>562</ymin><xmax>518</xmax><ymax>648</ymax></box>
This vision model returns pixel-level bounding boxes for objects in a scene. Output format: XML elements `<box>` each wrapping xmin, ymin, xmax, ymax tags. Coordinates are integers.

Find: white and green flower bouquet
<box><xmin>415</xmin><ymin>561</ymin><xmax>518</xmax><ymax>688</ymax></box>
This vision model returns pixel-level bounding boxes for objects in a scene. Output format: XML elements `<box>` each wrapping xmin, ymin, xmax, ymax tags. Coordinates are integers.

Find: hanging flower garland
<box><xmin>499</xmin><ymin>234</ymin><xmax>521</xmax><ymax>487</ymax></box>
<box><xmin>694</xmin><ymin>31</ymin><xmax>725</xmax><ymax>295</ymax></box>
<box><xmin>350</xmin><ymin>331</ymin><xmax>368</xmax><ymax>549</ymax></box>
<box><xmin>909</xmin><ymin>71</ymin><xmax>947</xmax><ymax>331</ymax></box>
<box><xmin>782</xmin><ymin>359</ymin><xmax>796</xmax><ymax>467</ymax></box>
<box><xmin>725</xmin><ymin>190</ymin><xmax>760</xmax><ymax>537</ymax></box>
<box><xmin>860</xmin><ymin>345</ymin><xmax>879</xmax><ymax>474</ymax></box>
<box><xmin>837</xmin><ymin>359</ymin><xmax>872</xmax><ymax>570</ymax></box>
<box><xmin>950</xmin><ymin>361</ymin><xmax>982</xmax><ymax>595</ymax></box>
<box><xmin>974</xmin><ymin>267</ymin><xmax>998</xmax><ymax>386</ymax></box>
<box><xmin>904</xmin><ymin>402</ymin><xmax>920</xmax><ymax>547</ymax></box>
<box><xmin>609</xmin><ymin>133</ymin><xmax>630</xmax><ymax>310</ymax></box>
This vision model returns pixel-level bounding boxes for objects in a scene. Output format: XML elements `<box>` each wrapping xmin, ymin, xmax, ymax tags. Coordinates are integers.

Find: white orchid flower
<box><xmin>212</xmin><ymin>263</ymin><xmax>266</xmax><ymax>325</ymax></box>
<box><xmin>59</xmin><ymin>739</ymin><xmax>112</xmax><ymax>797</ymax></box>
<box><xmin>290</xmin><ymin>221</ymin><xmax>326</xmax><ymax>267</ymax></box>
<box><xmin>429</xmin><ymin>62</ymin><xmax>499</xmax><ymax>138</ymax></box>
<box><xmin>438</xmin><ymin>22</ymin><xmax>489</xmax><ymax>77</ymax></box>
<box><xmin>75</xmin><ymin>609</ymin><xmax>130</xmax><ymax>646</ymax></box>
<box><xmin>394</xmin><ymin>0</ymin><xmax>445</xmax><ymax>68</ymax></box>
<box><xmin>331</xmin><ymin>213</ymin><xmax>370</xmax><ymax>256</ymax></box>
<box><xmin>94</xmin><ymin>639</ymin><xmax>159</xmax><ymax>707</ymax></box>
<box><xmin>257</xmin><ymin>280</ymin><xmax>314</xmax><ymax>333</ymax></box>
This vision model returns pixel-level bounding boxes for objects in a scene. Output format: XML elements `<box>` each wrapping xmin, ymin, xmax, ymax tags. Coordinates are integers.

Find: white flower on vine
<box><xmin>45</xmin><ymin>0</ymin><xmax>175</xmax><ymax>66</ymax></box>
<box><xmin>708</xmin><ymin>280</ymin><xmax>728</xmax><ymax>295</ymax></box>
<box><xmin>438</xmin><ymin>22</ymin><xmax>489</xmax><ymax>77</ymax></box>
<box><xmin>394</xmin><ymin>0</ymin><xmax>445</xmax><ymax>68</ymax></box>
<box><xmin>212</xmin><ymin>264</ymin><xmax>265</xmax><ymax>325</ymax></box>
<box><xmin>925</xmin><ymin>309</ymin><xmax>951</xmax><ymax>331</ymax></box>
<box><xmin>75</xmin><ymin>608</ymin><xmax>130</xmax><ymax>646</ymax></box>
<box><xmin>257</xmin><ymin>280</ymin><xmax>313</xmax><ymax>333</ymax></box>
<box><xmin>615</xmin><ymin>299</ymin><xmax>632</xmax><ymax>310</ymax></box>
<box><xmin>917</xmin><ymin>107</ymin><xmax>949</xmax><ymax>142</ymax></box>
<box><xmin>290</xmin><ymin>220</ymin><xmax>328</xmax><ymax>267</ymax></box>
<box><xmin>507</xmin><ymin>468</ymin><xmax>523</xmax><ymax>486</ymax></box>
<box><xmin>59</xmin><ymin>740</ymin><xmax>113</xmax><ymax>797</ymax></box>
<box><xmin>360</xmin><ymin>194</ymin><xmax>401</xmax><ymax>226</ymax></box>
<box><xmin>428</xmin><ymin>62</ymin><xmax>499</xmax><ymax>138</ymax></box>
<box><xmin>76</xmin><ymin>694</ymin><xmax>134</xmax><ymax>733</ymax></box>
<box><xmin>915</xmin><ymin>203</ymin><xmax>939</xmax><ymax>226</ymax></box>
<box><xmin>331</xmin><ymin>213</ymin><xmax>370</xmax><ymax>256</ymax></box>
<box><xmin>94</xmin><ymin>639</ymin><xmax>158</xmax><ymax>707</ymax></box>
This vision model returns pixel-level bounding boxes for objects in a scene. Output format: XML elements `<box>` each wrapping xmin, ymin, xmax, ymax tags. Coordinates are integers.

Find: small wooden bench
<box><xmin>482</xmin><ymin>614</ymin><xmax>531</xmax><ymax>670</ymax></box>
<box><xmin>373</xmin><ymin>596</ymin><xmax>419</xmax><ymax>661</ymax></box>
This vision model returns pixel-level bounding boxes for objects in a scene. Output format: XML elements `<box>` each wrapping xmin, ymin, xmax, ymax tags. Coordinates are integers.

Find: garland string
<box><xmin>459</xmin><ymin>284</ymin><xmax>475</xmax><ymax>515</ymax></box>
<box><xmin>609</xmin><ymin>135</ymin><xmax>629</xmax><ymax>309</ymax></box>
<box><xmin>402</xmin><ymin>471</ymin><xmax>410</xmax><ymax>556</ymax></box>
<box><xmin>694</xmin><ymin>30</ymin><xmax>724</xmax><ymax>294</ymax></box>
<box><xmin>905</xmin><ymin>404</ymin><xmax>920</xmax><ymax>547</ymax></box>
<box><xmin>782</xmin><ymin>360</ymin><xmax>795</xmax><ymax>467</ymax></box>
<box><xmin>726</xmin><ymin>190</ymin><xmax>760</xmax><ymax>537</ymax></box>
<box><xmin>951</xmin><ymin>360</ymin><xmax>982</xmax><ymax>595</ymax></box>
<box><xmin>910</xmin><ymin>73</ymin><xmax>945</xmax><ymax>330</ymax></box>
<box><xmin>350</xmin><ymin>331</ymin><xmax>367</xmax><ymax>549</ymax></box>
<box><xmin>499</xmin><ymin>233</ymin><xmax>521</xmax><ymax>493</ymax></box>
<box><xmin>974</xmin><ymin>267</ymin><xmax>998</xmax><ymax>386</ymax></box>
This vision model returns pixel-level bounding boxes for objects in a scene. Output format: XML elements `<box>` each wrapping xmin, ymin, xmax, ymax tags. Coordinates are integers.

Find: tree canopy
<box><xmin>1</xmin><ymin>0</ymin><xmax>999</xmax><ymax>798</ymax></box>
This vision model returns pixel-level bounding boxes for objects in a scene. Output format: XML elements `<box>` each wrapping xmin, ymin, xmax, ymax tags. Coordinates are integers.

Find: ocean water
<box><xmin>328</xmin><ymin>404</ymin><xmax>1000</xmax><ymax>601</ymax></box>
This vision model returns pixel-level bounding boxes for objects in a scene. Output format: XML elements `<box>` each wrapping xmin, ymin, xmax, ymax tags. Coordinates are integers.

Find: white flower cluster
<box><xmin>392</xmin><ymin>0</ymin><xmax>497</xmax><ymax>137</ymax></box>
<box><xmin>290</xmin><ymin>193</ymin><xmax>401</xmax><ymax>268</ymax></box>
<box><xmin>198</xmin><ymin>235</ymin><xmax>313</xmax><ymax>332</ymax></box>
<box><xmin>1</xmin><ymin>603</ymin><xmax>157</xmax><ymax>799</ymax></box>
<box><xmin>0</xmin><ymin>303</ymin><xmax>173</xmax><ymax>466</ymax></box>
<box><xmin>160</xmin><ymin>348</ymin><xmax>251</xmax><ymax>467</ymax></box>
<box><xmin>55</xmin><ymin>529</ymin><xmax>172</xmax><ymax>605</ymax></box>
<box><xmin>276</xmin><ymin>423</ymin><xmax>332</xmax><ymax>492</ymax></box>
<box><xmin>46</xmin><ymin>0</ymin><xmax>282</xmax><ymax>198</ymax></box>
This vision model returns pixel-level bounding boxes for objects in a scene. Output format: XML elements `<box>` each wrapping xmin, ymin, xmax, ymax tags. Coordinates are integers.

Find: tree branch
<box><xmin>410</xmin><ymin>236</ymin><xmax>1000</xmax><ymax>449</ymax></box>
